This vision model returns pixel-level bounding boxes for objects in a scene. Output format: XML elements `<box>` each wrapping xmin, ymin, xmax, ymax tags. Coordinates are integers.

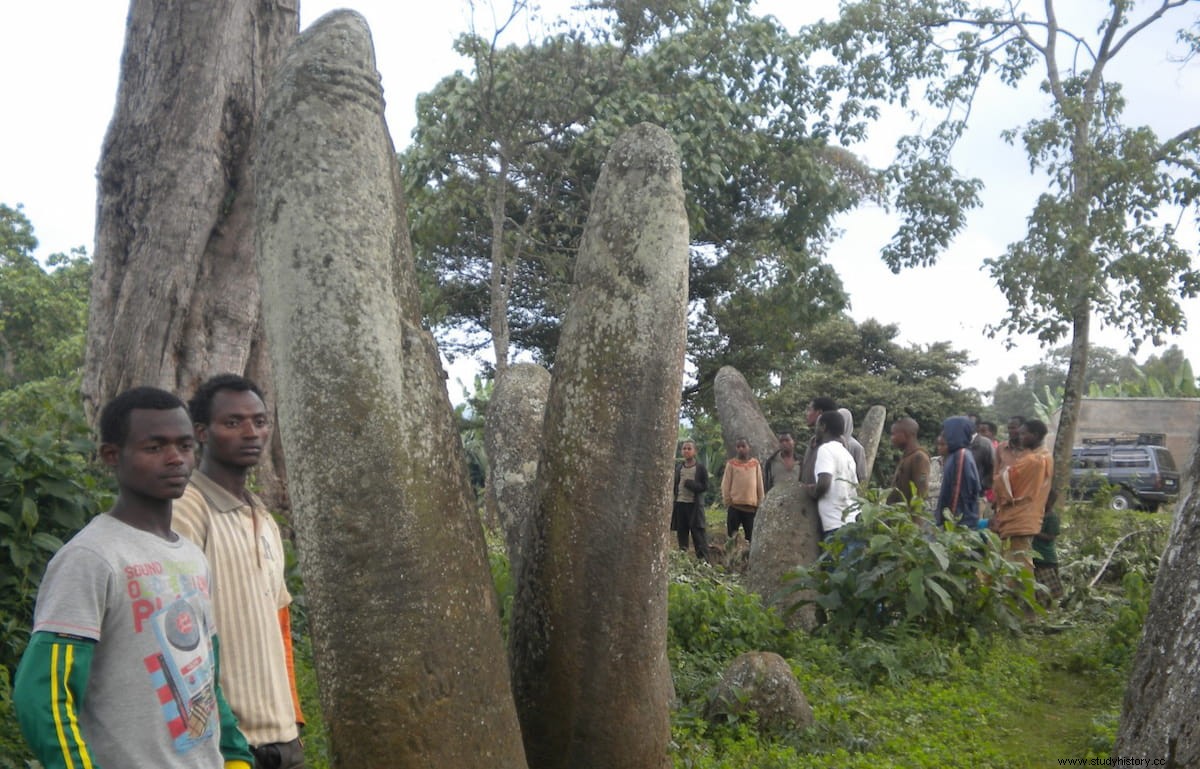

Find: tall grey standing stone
<box><xmin>714</xmin><ymin>366</ymin><xmax>778</xmax><ymax>464</ymax></box>
<box><xmin>859</xmin><ymin>404</ymin><xmax>887</xmax><ymax>481</ymax></box>
<box><xmin>486</xmin><ymin>362</ymin><xmax>551</xmax><ymax>578</ymax></box>
<box><xmin>747</xmin><ymin>483</ymin><xmax>822</xmax><ymax>630</ymax></box>
<box><xmin>1115</xmin><ymin>433</ymin><xmax>1200</xmax><ymax>763</ymax></box>
<box><xmin>509</xmin><ymin>123</ymin><xmax>687</xmax><ymax>769</ymax></box>
<box><xmin>255</xmin><ymin>13</ymin><xmax>526</xmax><ymax>769</ymax></box>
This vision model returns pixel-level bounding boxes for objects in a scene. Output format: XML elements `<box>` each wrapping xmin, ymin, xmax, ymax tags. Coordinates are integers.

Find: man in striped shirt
<box><xmin>174</xmin><ymin>375</ymin><xmax>306</xmax><ymax>769</ymax></box>
<box><xmin>13</xmin><ymin>386</ymin><xmax>254</xmax><ymax>769</ymax></box>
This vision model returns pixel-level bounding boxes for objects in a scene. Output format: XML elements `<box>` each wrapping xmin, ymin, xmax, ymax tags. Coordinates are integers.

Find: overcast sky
<box><xmin>2</xmin><ymin>1</ymin><xmax>1198</xmax><ymax>396</ymax></box>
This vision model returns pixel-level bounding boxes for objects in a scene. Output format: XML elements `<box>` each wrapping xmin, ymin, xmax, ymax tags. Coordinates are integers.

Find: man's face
<box><xmin>735</xmin><ymin>441</ymin><xmax>750</xmax><ymax>459</ymax></box>
<box><xmin>890</xmin><ymin>424</ymin><xmax>906</xmax><ymax>448</ymax></box>
<box><xmin>1007</xmin><ymin>419</ymin><xmax>1022</xmax><ymax>440</ymax></box>
<box><xmin>197</xmin><ymin>389</ymin><xmax>270</xmax><ymax>469</ymax></box>
<box><xmin>1018</xmin><ymin>425</ymin><xmax>1040</xmax><ymax>450</ymax></box>
<box><xmin>103</xmin><ymin>407</ymin><xmax>195</xmax><ymax>501</ymax></box>
<box><xmin>778</xmin><ymin>434</ymin><xmax>794</xmax><ymax>454</ymax></box>
<box><xmin>681</xmin><ymin>443</ymin><xmax>696</xmax><ymax>461</ymax></box>
<box><xmin>979</xmin><ymin>424</ymin><xmax>993</xmax><ymax>440</ymax></box>
<box><xmin>805</xmin><ymin>403</ymin><xmax>820</xmax><ymax>427</ymax></box>
<box><xmin>935</xmin><ymin>432</ymin><xmax>949</xmax><ymax>457</ymax></box>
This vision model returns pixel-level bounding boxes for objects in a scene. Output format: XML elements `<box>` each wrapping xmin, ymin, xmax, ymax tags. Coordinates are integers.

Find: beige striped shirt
<box><xmin>173</xmin><ymin>471</ymin><xmax>297</xmax><ymax>747</ymax></box>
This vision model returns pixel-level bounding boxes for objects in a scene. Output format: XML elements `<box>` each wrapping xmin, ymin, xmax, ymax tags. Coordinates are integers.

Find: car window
<box><xmin>1111</xmin><ymin>450</ymin><xmax>1150</xmax><ymax>468</ymax></box>
<box><xmin>1074</xmin><ymin>451</ymin><xmax>1109</xmax><ymax>469</ymax></box>
<box><xmin>1152</xmin><ymin>448</ymin><xmax>1177</xmax><ymax>471</ymax></box>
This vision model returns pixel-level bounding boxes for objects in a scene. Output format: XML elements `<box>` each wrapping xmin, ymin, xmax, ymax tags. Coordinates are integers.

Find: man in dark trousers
<box><xmin>671</xmin><ymin>440</ymin><xmax>709</xmax><ymax>560</ymax></box>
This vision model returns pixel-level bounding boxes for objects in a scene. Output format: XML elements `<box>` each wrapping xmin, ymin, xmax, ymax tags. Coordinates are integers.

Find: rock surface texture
<box><xmin>486</xmin><ymin>362</ymin><xmax>552</xmax><ymax>577</ymax></box>
<box><xmin>705</xmin><ymin>652</ymin><xmax>814</xmax><ymax>734</ymax></box>
<box><xmin>1115</xmin><ymin>430</ymin><xmax>1200</xmax><ymax>765</ymax></box>
<box><xmin>255</xmin><ymin>12</ymin><xmax>526</xmax><ymax>768</ymax></box>
<box><xmin>747</xmin><ymin>483</ymin><xmax>823</xmax><ymax>630</ymax></box>
<box><xmin>509</xmin><ymin>123</ymin><xmax>688</xmax><ymax>769</ymax></box>
<box><xmin>859</xmin><ymin>404</ymin><xmax>887</xmax><ymax>481</ymax></box>
<box><xmin>714</xmin><ymin>366</ymin><xmax>778</xmax><ymax>464</ymax></box>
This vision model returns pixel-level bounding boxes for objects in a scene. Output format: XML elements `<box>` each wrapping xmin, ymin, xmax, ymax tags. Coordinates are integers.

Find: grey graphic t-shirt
<box><xmin>33</xmin><ymin>513</ymin><xmax>224</xmax><ymax>768</ymax></box>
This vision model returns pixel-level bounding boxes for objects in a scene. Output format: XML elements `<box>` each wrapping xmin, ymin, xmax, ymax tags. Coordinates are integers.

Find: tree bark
<box><xmin>489</xmin><ymin>156</ymin><xmax>512</xmax><ymax>375</ymax></box>
<box><xmin>1052</xmin><ymin>307</ymin><xmax>1090</xmax><ymax>495</ymax></box>
<box><xmin>83</xmin><ymin>0</ymin><xmax>297</xmax><ymax>505</ymax></box>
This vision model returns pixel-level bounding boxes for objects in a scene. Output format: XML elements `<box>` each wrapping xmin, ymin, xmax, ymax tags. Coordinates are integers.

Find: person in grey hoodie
<box><xmin>934</xmin><ymin>416</ymin><xmax>982</xmax><ymax>529</ymax></box>
<box><xmin>838</xmin><ymin>408</ymin><xmax>868</xmax><ymax>482</ymax></box>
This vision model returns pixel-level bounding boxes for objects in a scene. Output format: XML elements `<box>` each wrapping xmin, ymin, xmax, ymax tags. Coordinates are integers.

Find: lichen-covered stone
<box><xmin>509</xmin><ymin>123</ymin><xmax>687</xmax><ymax>769</ymax></box>
<box><xmin>714</xmin><ymin>366</ymin><xmax>778</xmax><ymax>464</ymax></box>
<box><xmin>747</xmin><ymin>483</ymin><xmax>822</xmax><ymax>630</ymax></box>
<box><xmin>705</xmin><ymin>652</ymin><xmax>814</xmax><ymax>734</ymax></box>
<box><xmin>1115</xmin><ymin>431</ymin><xmax>1200</xmax><ymax>762</ymax></box>
<box><xmin>255</xmin><ymin>12</ymin><xmax>525</xmax><ymax>768</ymax></box>
<box><xmin>859</xmin><ymin>404</ymin><xmax>887</xmax><ymax>481</ymax></box>
<box><xmin>486</xmin><ymin>362</ymin><xmax>551</xmax><ymax>578</ymax></box>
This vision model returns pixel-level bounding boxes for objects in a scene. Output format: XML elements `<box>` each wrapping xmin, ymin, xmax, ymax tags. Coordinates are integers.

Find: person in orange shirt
<box><xmin>721</xmin><ymin>438</ymin><xmax>764</xmax><ymax>544</ymax></box>
<box><xmin>991</xmin><ymin>418</ymin><xmax>1054</xmax><ymax>573</ymax></box>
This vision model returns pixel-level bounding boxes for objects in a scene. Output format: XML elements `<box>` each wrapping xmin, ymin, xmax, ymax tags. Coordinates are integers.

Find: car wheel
<box><xmin>1110</xmin><ymin>491</ymin><xmax>1135</xmax><ymax>511</ymax></box>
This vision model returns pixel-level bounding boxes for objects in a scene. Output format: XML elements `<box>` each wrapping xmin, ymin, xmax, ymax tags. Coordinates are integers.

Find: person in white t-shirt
<box><xmin>803</xmin><ymin>410</ymin><xmax>860</xmax><ymax>539</ymax></box>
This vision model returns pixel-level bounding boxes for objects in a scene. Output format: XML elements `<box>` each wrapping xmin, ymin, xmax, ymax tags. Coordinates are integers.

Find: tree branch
<box><xmin>1105</xmin><ymin>0</ymin><xmax>1193</xmax><ymax>61</ymax></box>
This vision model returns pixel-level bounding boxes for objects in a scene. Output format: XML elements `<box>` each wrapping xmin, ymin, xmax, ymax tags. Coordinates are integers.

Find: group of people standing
<box><xmin>14</xmin><ymin>377</ymin><xmax>305</xmax><ymax>769</ymax></box>
<box><xmin>671</xmin><ymin>401</ymin><xmax>1063</xmax><ymax>602</ymax></box>
<box><xmin>671</xmin><ymin>397</ymin><xmax>870</xmax><ymax>561</ymax></box>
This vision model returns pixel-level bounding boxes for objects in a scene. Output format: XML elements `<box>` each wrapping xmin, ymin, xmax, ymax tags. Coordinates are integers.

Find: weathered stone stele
<box><xmin>714</xmin><ymin>366</ymin><xmax>778</xmax><ymax>464</ymax></box>
<box><xmin>509</xmin><ymin>123</ymin><xmax>688</xmax><ymax>769</ymax></box>
<box><xmin>486</xmin><ymin>362</ymin><xmax>551</xmax><ymax>578</ymax></box>
<box><xmin>1115</xmin><ymin>432</ymin><xmax>1200</xmax><ymax>763</ymax></box>
<box><xmin>254</xmin><ymin>12</ymin><xmax>526</xmax><ymax>768</ymax></box>
<box><xmin>859</xmin><ymin>404</ymin><xmax>887</xmax><ymax>480</ymax></box>
<box><xmin>747</xmin><ymin>483</ymin><xmax>822</xmax><ymax>629</ymax></box>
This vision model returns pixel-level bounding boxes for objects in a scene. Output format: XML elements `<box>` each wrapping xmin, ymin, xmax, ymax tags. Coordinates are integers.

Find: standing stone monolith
<box><xmin>747</xmin><ymin>483</ymin><xmax>823</xmax><ymax>630</ymax></box>
<box><xmin>859</xmin><ymin>404</ymin><xmax>887</xmax><ymax>481</ymax></box>
<box><xmin>255</xmin><ymin>12</ymin><xmax>526</xmax><ymax>768</ymax></box>
<box><xmin>486</xmin><ymin>362</ymin><xmax>551</xmax><ymax>578</ymax></box>
<box><xmin>509</xmin><ymin>123</ymin><xmax>688</xmax><ymax>769</ymax></box>
<box><xmin>1115</xmin><ymin>434</ymin><xmax>1200</xmax><ymax>763</ymax></box>
<box><xmin>714</xmin><ymin>366</ymin><xmax>778</xmax><ymax>464</ymax></box>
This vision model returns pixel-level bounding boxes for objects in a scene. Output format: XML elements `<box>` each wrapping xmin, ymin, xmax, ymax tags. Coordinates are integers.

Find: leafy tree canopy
<box><xmin>403</xmin><ymin>0</ymin><xmax>877</xmax><ymax>406</ymax></box>
<box><xmin>760</xmin><ymin>315</ymin><xmax>981</xmax><ymax>481</ymax></box>
<box><xmin>811</xmin><ymin>0</ymin><xmax>1200</xmax><ymax>489</ymax></box>
<box><xmin>0</xmin><ymin>203</ymin><xmax>91</xmax><ymax>431</ymax></box>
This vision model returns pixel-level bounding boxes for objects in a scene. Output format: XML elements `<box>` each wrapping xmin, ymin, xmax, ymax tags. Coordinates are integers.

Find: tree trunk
<box><xmin>83</xmin><ymin>0</ymin><xmax>297</xmax><ymax>505</ymax></box>
<box><xmin>1052</xmin><ymin>307</ymin><xmax>1090</xmax><ymax>495</ymax></box>
<box><xmin>490</xmin><ymin>158</ymin><xmax>511</xmax><ymax>375</ymax></box>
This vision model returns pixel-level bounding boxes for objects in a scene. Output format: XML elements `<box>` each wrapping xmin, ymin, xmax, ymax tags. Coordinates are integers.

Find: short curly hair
<box><xmin>99</xmin><ymin>387</ymin><xmax>186</xmax><ymax>446</ymax></box>
<box><xmin>187</xmin><ymin>374</ymin><xmax>265</xmax><ymax>426</ymax></box>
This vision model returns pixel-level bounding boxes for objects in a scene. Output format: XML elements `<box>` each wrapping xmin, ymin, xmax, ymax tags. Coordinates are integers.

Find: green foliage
<box><xmin>782</xmin><ymin>502</ymin><xmax>1038</xmax><ymax>642</ymax></box>
<box><xmin>0</xmin><ymin>203</ymin><xmax>91</xmax><ymax>401</ymax></box>
<box><xmin>0</xmin><ymin>663</ymin><xmax>34</xmax><ymax>769</ymax></box>
<box><xmin>759</xmin><ymin>314</ymin><xmax>980</xmax><ymax>482</ymax></box>
<box><xmin>405</xmin><ymin>0</ymin><xmax>871</xmax><ymax>402</ymax></box>
<box><xmin>488</xmin><ymin>536</ymin><xmax>515</xmax><ymax>640</ymax></box>
<box><xmin>0</xmin><ymin>428</ymin><xmax>111</xmax><ymax>673</ymax></box>
<box><xmin>668</xmin><ymin>552</ymin><xmax>798</xmax><ymax>666</ymax></box>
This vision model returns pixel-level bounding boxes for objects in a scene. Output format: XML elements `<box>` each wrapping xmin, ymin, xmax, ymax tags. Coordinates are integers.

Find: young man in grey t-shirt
<box><xmin>13</xmin><ymin>387</ymin><xmax>254</xmax><ymax>769</ymax></box>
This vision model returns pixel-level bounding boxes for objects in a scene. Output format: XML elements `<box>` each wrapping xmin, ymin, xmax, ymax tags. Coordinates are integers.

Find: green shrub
<box><xmin>488</xmin><ymin>538</ymin><xmax>515</xmax><ymax>640</ymax></box>
<box><xmin>782</xmin><ymin>502</ymin><xmax>1038</xmax><ymax>642</ymax></box>
<box><xmin>0</xmin><ymin>428</ymin><xmax>111</xmax><ymax>672</ymax></box>
<box><xmin>667</xmin><ymin>552</ymin><xmax>797</xmax><ymax>665</ymax></box>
